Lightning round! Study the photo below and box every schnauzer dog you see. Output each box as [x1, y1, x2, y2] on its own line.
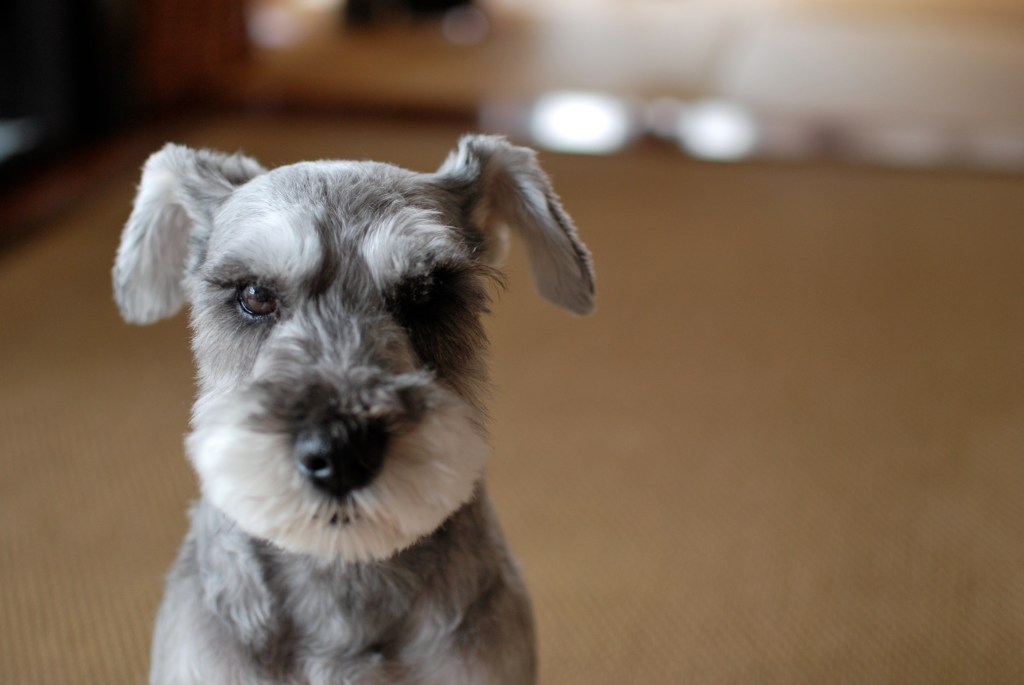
[113, 135, 595, 684]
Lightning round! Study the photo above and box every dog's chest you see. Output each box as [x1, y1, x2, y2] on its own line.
[277, 559, 461, 683]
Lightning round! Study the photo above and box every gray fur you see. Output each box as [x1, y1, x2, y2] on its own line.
[114, 135, 594, 684]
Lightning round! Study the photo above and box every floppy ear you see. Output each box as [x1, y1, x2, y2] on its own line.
[113, 144, 266, 324]
[436, 135, 596, 315]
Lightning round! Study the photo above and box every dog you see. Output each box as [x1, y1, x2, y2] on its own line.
[112, 134, 595, 684]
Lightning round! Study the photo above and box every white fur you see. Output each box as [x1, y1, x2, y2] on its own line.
[361, 210, 459, 289]
[186, 386, 489, 562]
[211, 196, 324, 283]
[114, 162, 193, 324]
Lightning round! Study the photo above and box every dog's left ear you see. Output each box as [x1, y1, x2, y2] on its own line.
[113, 144, 266, 325]
[435, 135, 595, 315]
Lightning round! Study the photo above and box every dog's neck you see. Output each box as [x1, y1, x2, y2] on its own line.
[188, 487, 508, 668]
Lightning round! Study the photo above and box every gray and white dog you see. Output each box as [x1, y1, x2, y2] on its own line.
[113, 135, 595, 684]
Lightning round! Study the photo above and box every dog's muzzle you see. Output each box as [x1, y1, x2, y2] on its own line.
[294, 415, 389, 499]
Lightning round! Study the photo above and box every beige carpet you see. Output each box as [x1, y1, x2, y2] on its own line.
[2, 114, 1024, 684]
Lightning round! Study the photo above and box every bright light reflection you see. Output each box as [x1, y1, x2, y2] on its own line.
[247, 6, 309, 49]
[678, 100, 758, 162]
[530, 92, 632, 154]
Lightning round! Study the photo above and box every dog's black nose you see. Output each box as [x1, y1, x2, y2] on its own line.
[294, 416, 388, 499]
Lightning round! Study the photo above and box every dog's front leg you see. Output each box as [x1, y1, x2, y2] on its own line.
[150, 502, 286, 685]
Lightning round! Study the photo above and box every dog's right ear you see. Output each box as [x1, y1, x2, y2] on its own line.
[113, 144, 265, 325]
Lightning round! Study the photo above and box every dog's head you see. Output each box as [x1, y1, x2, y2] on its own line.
[113, 136, 594, 562]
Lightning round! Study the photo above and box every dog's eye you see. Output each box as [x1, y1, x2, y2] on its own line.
[238, 284, 279, 318]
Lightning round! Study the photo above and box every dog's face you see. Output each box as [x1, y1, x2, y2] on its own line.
[113, 136, 594, 562]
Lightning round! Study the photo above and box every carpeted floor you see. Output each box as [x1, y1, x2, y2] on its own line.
[2, 113, 1024, 684]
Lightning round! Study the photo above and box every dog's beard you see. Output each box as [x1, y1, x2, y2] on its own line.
[185, 385, 489, 562]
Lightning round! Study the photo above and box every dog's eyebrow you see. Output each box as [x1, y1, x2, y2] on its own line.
[358, 214, 466, 289]
[201, 258, 265, 287]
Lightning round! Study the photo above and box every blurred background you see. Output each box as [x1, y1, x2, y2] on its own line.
[2, 1, 1024, 683]
[4, 0, 1024, 183]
